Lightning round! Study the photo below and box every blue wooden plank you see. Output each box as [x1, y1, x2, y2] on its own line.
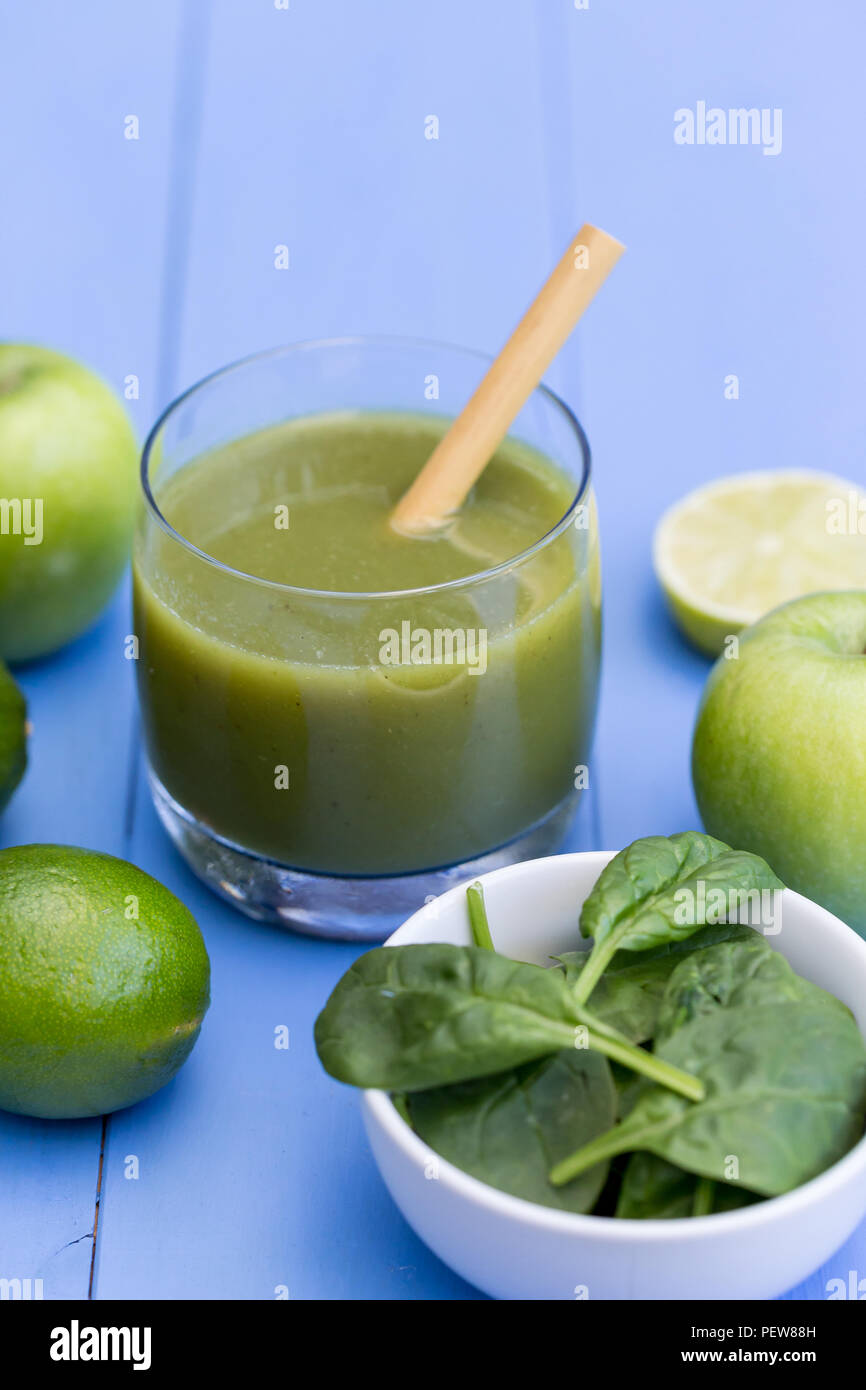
[0, 1, 182, 1298]
[92, 794, 485, 1300]
[4, 0, 863, 1302]
[0, 593, 135, 1296]
[780, 1227, 866, 1303]
[0, 0, 184, 434]
[167, 0, 572, 384]
[92, 0, 596, 1300]
[563, 0, 866, 1298]
[94, 801, 595, 1299]
[562, 0, 866, 845]
[0, 1114, 102, 1302]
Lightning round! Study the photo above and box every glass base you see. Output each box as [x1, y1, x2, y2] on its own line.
[147, 768, 580, 941]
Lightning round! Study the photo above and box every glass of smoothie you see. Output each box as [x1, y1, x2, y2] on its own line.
[134, 338, 600, 939]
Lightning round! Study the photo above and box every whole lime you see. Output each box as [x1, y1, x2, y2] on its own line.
[0, 661, 26, 811]
[0, 845, 210, 1118]
[0, 344, 138, 663]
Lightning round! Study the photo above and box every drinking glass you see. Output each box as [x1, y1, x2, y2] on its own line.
[134, 338, 600, 939]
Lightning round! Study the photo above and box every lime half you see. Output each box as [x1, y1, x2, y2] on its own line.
[653, 470, 866, 655]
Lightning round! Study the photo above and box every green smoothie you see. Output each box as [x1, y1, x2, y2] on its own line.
[134, 411, 600, 875]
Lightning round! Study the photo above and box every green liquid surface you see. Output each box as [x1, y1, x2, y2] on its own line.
[134, 412, 600, 874]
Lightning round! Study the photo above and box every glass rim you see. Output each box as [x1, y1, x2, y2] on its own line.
[139, 334, 592, 601]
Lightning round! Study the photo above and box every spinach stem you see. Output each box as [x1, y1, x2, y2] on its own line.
[463, 882, 701, 1103]
[585, 1029, 704, 1103]
[549, 1123, 638, 1186]
[466, 882, 495, 951]
[576, 1004, 703, 1100]
[571, 936, 619, 1006]
[574, 1003, 635, 1046]
[691, 1177, 715, 1217]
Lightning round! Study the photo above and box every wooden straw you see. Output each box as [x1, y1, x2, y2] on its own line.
[390, 224, 625, 535]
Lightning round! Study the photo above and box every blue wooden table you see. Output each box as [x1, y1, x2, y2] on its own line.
[2, 0, 864, 1300]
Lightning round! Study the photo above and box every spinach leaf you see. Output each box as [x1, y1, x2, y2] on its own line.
[555, 922, 757, 1044]
[550, 991, 866, 1196]
[408, 1050, 617, 1214]
[556, 955, 668, 1044]
[617, 918, 759, 970]
[615, 1152, 760, 1219]
[653, 930, 850, 1041]
[573, 832, 784, 1004]
[609, 1063, 649, 1118]
[315, 944, 578, 1090]
[615, 1152, 697, 1218]
[701, 1181, 759, 1215]
[314, 943, 703, 1098]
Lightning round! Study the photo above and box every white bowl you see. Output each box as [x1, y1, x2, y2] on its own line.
[361, 851, 866, 1300]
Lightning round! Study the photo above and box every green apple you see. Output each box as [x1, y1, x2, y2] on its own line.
[0, 660, 26, 811]
[0, 344, 138, 662]
[692, 591, 866, 935]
